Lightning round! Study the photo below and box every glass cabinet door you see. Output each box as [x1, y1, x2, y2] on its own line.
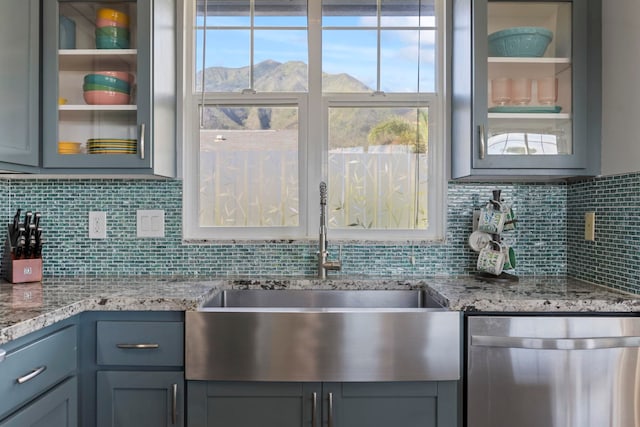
[474, 1, 586, 170]
[42, 0, 151, 169]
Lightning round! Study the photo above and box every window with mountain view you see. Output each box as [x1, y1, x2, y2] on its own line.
[183, 0, 445, 240]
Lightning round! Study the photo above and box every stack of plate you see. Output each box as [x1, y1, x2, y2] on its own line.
[87, 138, 137, 154]
[58, 141, 82, 154]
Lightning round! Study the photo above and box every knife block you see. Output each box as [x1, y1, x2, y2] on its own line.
[3, 226, 42, 284]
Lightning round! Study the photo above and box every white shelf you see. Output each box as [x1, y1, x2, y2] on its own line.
[59, 49, 137, 70]
[488, 113, 571, 120]
[59, 105, 137, 111]
[488, 57, 571, 64]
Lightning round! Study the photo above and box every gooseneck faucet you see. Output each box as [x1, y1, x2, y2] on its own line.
[318, 182, 342, 278]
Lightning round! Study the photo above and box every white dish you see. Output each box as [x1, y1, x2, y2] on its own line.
[469, 231, 492, 252]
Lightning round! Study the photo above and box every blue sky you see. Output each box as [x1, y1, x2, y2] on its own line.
[195, 14, 437, 92]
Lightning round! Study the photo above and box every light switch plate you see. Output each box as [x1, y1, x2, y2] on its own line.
[137, 210, 165, 238]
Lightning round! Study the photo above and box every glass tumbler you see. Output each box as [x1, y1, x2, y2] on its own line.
[491, 78, 512, 106]
[511, 78, 532, 105]
[537, 77, 558, 105]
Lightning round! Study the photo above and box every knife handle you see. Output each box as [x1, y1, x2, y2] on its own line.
[33, 212, 41, 229]
[23, 211, 32, 230]
[12, 226, 25, 249]
[13, 209, 21, 232]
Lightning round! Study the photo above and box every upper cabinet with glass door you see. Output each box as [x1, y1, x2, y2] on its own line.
[41, 0, 176, 176]
[452, 0, 601, 179]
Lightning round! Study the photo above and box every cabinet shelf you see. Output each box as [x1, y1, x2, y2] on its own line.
[488, 57, 571, 64]
[488, 112, 571, 120]
[59, 105, 137, 111]
[58, 49, 137, 71]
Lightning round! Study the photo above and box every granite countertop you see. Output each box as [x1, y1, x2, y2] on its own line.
[1, 275, 639, 345]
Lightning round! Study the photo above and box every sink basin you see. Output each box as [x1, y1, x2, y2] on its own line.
[187, 289, 459, 383]
[202, 289, 444, 309]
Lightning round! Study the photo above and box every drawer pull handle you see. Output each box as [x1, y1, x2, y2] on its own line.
[172, 383, 178, 424]
[116, 343, 160, 349]
[311, 392, 317, 427]
[0, 348, 5, 363]
[139, 123, 146, 160]
[328, 392, 334, 427]
[479, 124, 486, 160]
[17, 366, 47, 384]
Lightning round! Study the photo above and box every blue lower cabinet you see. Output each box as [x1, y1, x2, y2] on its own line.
[324, 382, 458, 427]
[0, 377, 77, 427]
[188, 382, 319, 427]
[187, 381, 458, 427]
[97, 371, 184, 427]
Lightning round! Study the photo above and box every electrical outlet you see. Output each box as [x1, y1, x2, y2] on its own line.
[584, 211, 595, 241]
[137, 210, 165, 238]
[89, 211, 107, 239]
[473, 209, 481, 231]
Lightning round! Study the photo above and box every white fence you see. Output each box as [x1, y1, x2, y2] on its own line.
[199, 150, 429, 229]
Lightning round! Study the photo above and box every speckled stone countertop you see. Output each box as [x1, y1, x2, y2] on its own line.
[0, 275, 638, 345]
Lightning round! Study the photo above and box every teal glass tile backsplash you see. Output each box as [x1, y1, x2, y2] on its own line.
[0, 178, 568, 277]
[567, 173, 640, 294]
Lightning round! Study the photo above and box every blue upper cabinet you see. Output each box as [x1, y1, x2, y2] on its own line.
[452, 0, 601, 180]
[0, 0, 39, 170]
[41, 0, 176, 177]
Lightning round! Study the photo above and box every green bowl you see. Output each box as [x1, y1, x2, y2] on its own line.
[83, 74, 130, 92]
[95, 35, 130, 49]
[95, 26, 130, 39]
[83, 83, 129, 94]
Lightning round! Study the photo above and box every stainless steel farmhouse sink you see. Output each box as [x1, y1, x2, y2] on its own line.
[186, 289, 460, 382]
[202, 289, 444, 309]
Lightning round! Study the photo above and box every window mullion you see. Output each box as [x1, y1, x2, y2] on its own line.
[376, 0, 382, 92]
[307, 0, 323, 238]
[250, 0, 255, 89]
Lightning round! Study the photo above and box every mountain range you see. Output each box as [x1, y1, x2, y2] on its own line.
[195, 60, 423, 149]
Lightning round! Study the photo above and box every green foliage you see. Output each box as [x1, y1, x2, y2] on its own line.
[366, 110, 429, 154]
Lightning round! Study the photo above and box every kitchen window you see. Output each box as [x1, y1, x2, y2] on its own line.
[182, 0, 446, 241]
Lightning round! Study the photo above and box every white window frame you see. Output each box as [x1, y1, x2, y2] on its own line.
[181, 0, 447, 242]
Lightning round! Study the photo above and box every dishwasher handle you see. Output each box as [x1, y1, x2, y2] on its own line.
[471, 335, 640, 350]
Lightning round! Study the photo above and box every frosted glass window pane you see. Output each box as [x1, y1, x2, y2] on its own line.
[328, 107, 429, 230]
[199, 106, 299, 227]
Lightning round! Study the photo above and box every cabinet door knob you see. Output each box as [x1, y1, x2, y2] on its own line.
[17, 365, 47, 384]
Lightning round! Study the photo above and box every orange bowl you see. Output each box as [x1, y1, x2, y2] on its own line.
[96, 8, 129, 27]
[83, 90, 130, 105]
[94, 70, 134, 84]
[58, 141, 82, 154]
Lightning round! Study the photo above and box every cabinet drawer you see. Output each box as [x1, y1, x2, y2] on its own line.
[96, 321, 184, 366]
[0, 325, 77, 418]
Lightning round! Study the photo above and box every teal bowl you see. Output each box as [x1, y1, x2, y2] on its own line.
[83, 74, 130, 92]
[83, 83, 130, 94]
[95, 26, 130, 40]
[95, 35, 130, 49]
[488, 27, 553, 57]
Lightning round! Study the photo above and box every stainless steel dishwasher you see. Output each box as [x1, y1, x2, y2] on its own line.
[467, 315, 640, 427]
